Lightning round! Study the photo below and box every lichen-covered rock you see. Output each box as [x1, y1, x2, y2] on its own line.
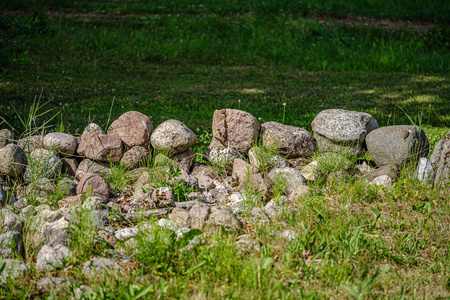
[366, 125, 429, 167]
[120, 146, 149, 169]
[212, 109, 259, 154]
[82, 257, 122, 277]
[0, 231, 24, 258]
[24, 178, 56, 203]
[0, 259, 27, 284]
[260, 122, 315, 158]
[0, 144, 27, 177]
[107, 111, 153, 148]
[43, 132, 77, 156]
[36, 244, 72, 271]
[1, 209, 21, 233]
[0, 129, 13, 149]
[188, 202, 210, 230]
[83, 123, 105, 135]
[77, 132, 123, 162]
[207, 147, 242, 167]
[368, 175, 392, 188]
[40, 217, 70, 246]
[311, 109, 378, 154]
[76, 172, 110, 203]
[151, 119, 197, 154]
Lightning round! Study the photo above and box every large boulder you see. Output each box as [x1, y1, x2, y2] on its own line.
[43, 132, 77, 156]
[77, 132, 123, 162]
[311, 109, 378, 154]
[260, 122, 315, 158]
[366, 125, 429, 167]
[107, 111, 153, 148]
[17, 135, 44, 154]
[212, 109, 259, 154]
[430, 131, 450, 188]
[0, 144, 27, 177]
[150, 119, 197, 154]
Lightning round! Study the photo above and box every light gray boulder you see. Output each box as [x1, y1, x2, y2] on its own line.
[311, 109, 378, 154]
[365, 125, 429, 167]
[24, 148, 61, 181]
[151, 119, 197, 154]
[0, 144, 27, 177]
[43, 132, 77, 156]
[120, 146, 149, 169]
[115, 228, 139, 241]
[267, 167, 307, 195]
[260, 121, 315, 158]
[368, 175, 392, 188]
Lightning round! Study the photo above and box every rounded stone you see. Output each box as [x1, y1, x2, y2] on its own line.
[76, 172, 110, 203]
[151, 119, 197, 154]
[311, 109, 378, 154]
[260, 122, 315, 158]
[107, 111, 153, 148]
[83, 123, 105, 135]
[24, 148, 62, 181]
[43, 132, 77, 156]
[120, 146, 149, 169]
[0, 144, 27, 177]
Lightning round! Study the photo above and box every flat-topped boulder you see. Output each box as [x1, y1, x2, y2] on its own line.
[311, 109, 378, 154]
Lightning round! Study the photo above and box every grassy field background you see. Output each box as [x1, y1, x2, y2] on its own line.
[1, 0, 450, 299]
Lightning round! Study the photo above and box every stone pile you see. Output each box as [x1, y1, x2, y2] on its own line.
[0, 107, 447, 286]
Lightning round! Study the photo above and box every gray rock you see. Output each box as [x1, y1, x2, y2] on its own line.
[172, 175, 198, 189]
[151, 119, 197, 154]
[107, 111, 153, 148]
[82, 257, 122, 277]
[37, 276, 75, 292]
[188, 202, 210, 230]
[61, 158, 79, 178]
[289, 185, 309, 201]
[41, 217, 69, 246]
[250, 207, 271, 226]
[170, 150, 195, 176]
[17, 135, 43, 154]
[365, 164, 400, 183]
[0, 258, 27, 283]
[196, 174, 215, 189]
[369, 175, 392, 188]
[260, 121, 315, 158]
[311, 109, 378, 154]
[36, 244, 72, 270]
[248, 146, 290, 171]
[0, 144, 27, 177]
[25, 178, 56, 203]
[76, 159, 111, 180]
[355, 161, 373, 175]
[120, 146, 149, 169]
[169, 207, 191, 228]
[0, 231, 23, 258]
[43, 132, 77, 156]
[430, 132, 450, 188]
[207, 147, 242, 167]
[82, 196, 104, 210]
[115, 228, 139, 241]
[56, 178, 77, 197]
[366, 125, 429, 167]
[24, 148, 61, 181]
[207, 207, 242, 232]
[212, 109, 259, 154]
[1, 209, 21, 233]
[0, 129, 13, 149]
[83, 123, 105, 135]
[235, 234, 260, 254]
[34, 205, 62, 222]
[267, 167, 307, 195]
